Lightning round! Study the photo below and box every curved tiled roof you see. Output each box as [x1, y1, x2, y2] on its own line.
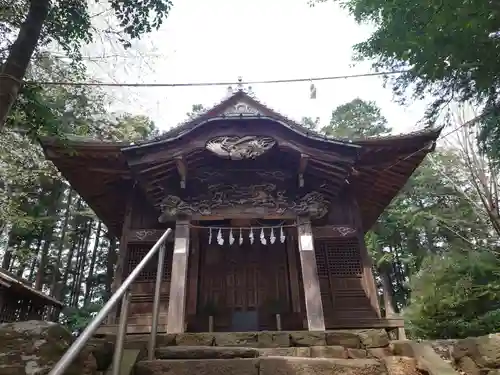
[39, 91, 442, 235]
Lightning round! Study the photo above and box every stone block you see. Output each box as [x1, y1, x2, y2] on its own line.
[258, 347, 311, 357]
[86, 338, 115, 371]
[357, 329, 390, 348]
[176, 333, 214, 346]
[214, 332, 258, 347]
[457, 356, 480, 375]
[155, 346, 259, 359]
[258, 331, 291, 347]
[290, 332, 326, 347]
[411, 342, 459, 375]
[367, 347, 392, 359]
[452, 334, 500, 369]
[259, 357, 386, 375]
[383, 356, 420, 375]
[310, 345, 348, 359]
[348, 348, 368, 359]
[135, 358, 259, 375]
[326, 331, 362, 348]
[389, 340, 414, 357]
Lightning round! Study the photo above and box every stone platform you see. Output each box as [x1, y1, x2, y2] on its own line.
[97, 329, 392, 350]
[91, 330, 459, 375]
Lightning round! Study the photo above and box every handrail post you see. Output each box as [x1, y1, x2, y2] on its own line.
[111, 290, 131, 375]
[48, 228, 172, 375]
[148, 242, 166, 360]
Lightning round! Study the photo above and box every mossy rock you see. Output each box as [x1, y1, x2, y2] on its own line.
[0, 320, 97, 375]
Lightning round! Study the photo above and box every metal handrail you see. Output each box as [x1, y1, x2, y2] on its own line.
[49, 228, 173, 375]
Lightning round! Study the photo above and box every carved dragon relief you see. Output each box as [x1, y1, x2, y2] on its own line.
[158, 183, 329, 222]
[205, 136, 275, 160]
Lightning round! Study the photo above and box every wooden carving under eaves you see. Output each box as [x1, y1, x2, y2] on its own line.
[205, 135, 275, 160]
[158, 183, 330, 222]
[222, 101, 263, 117]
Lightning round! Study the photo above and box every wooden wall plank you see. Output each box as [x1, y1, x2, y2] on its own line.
[166, 220, 191, 333]
[297, 216, 325, 331]
[186, 227, 200, 315]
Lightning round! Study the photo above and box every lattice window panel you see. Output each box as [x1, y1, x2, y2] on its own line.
[125, 244, 173, 282]
[315, 238, 362, 276]
[315, 243, 329, 278]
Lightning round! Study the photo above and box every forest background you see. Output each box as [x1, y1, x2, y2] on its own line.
[2, 0, 500, 339]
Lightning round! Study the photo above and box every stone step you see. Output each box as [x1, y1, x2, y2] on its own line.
[155, 346, 260, 359]
[98, 329, 390, 349]
[154, 345, 391, 360]
[135, 357, 387, 375]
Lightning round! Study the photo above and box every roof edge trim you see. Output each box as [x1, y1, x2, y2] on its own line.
[122, 116, 362, 152]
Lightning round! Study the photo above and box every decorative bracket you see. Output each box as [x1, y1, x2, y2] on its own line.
[175, 156, 187, 189]
[298, 153, 309, 188]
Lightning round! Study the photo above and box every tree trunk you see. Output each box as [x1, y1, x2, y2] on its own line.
[60, 199, 82, 301]
[105, 236, 117, 301]
[71, 219, 92, 306]
[380, 266, 396, 317]
[84, 221, 101, 305]
[2, 230, 17, 270]
[0, 0, 50, 128]
[35, 182, 63, 290]
[28, 237, 42, 281]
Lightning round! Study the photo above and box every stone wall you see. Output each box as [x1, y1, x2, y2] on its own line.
[0, 320, 114, 375]
[428, 334, 500, 375]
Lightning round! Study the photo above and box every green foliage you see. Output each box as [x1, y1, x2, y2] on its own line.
[61, 303, 103, 333]
[301, 116, 320, 131]
[311, 0, 500, 158]
[109, 0, 173, 40]
[405, 251, 500, 339]
[2, 0, 173, 55]
[314, 98, 500, 337]
[0, 51, 160, 330]
[322, 98, 391, 138]
[186, 104, 206, 119]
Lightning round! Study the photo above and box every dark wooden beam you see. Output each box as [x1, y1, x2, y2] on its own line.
[139, 161, 173, 175]
[298, 153, 309, 188]
[126, 130, 357, 167]
[127, 229, 175, 243]
[313, 225, 357, 238]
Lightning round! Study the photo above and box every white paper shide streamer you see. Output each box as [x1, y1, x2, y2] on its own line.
[206, 225, 287, 246]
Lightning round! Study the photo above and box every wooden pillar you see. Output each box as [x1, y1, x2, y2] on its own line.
[352, 196, 381, 318]
[381, 269, 406, 339]
[297, 216, 325, 331]
[166, 219, 190, 333]
[286, 229, 301, 313]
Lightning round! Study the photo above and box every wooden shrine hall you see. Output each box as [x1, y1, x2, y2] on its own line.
[40, 89, 441, 334]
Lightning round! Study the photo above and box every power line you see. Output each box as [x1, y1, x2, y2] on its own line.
[25, 69, 409, 88]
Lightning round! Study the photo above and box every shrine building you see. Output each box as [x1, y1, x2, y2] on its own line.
[39, 89, 440, 335]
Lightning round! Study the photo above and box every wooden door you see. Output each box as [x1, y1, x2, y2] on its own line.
[198, 235, 290, 330]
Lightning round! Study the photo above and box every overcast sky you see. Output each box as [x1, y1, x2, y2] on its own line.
[85, 0, 432, 134]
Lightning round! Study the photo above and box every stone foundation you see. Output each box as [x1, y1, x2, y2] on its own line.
[123, 329, 425, 375]
[99, 329, 392, 350]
